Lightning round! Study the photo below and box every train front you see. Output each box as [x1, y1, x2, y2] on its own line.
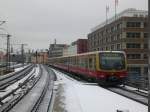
[97, 52, 127, 85]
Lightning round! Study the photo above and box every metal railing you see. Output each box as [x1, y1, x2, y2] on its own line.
[125, 73, 148, 90]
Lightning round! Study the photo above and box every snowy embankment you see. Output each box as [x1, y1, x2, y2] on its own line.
[52, 69, 148, 112]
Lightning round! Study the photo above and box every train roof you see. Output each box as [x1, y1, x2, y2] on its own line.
[48, 51, 125, 60]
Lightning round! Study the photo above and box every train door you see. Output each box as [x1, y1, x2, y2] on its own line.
[88, 54, 96, 71]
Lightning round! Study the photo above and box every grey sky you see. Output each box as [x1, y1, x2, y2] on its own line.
[0, 0, 148, 51]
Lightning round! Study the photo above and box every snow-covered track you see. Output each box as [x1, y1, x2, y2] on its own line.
[30, 66, 51, 112]
[0, 65, 34, 90]
[107, 87, 148, 106]
[0, 66, 37, 112]
[5, 65, 56, 112]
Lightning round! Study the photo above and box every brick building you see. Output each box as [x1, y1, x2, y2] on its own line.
[88, 8, 148, 79]
[63, 39, 88, 56]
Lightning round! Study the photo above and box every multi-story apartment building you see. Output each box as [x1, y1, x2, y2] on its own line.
[88, 8, 148, 79]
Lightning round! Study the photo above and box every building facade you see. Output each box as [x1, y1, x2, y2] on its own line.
[63, 39, 88, 56]
[49, 44, 67, 58]
[31, 52, 48, 64]
[0, 51, 5, 65]
[88, 8, 148, 80]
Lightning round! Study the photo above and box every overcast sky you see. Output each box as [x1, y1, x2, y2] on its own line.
[0, 0, 148, 51]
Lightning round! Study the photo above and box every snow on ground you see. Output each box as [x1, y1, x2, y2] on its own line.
[15, 65, 29, 72]
[0, 64, 30, 80]
[0, 65, 40, 103]
[52, 69, 148, 112]
[34, 65, 40, 77]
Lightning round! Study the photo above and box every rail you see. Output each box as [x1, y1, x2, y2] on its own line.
[0, 65, 34, 90]
[0, 65, 41, 112]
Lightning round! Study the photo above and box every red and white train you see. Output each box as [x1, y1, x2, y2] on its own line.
[48, 51, 127, 85]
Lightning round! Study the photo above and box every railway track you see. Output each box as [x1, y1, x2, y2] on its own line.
[0, 68, 37, 112]
[0, 64, 34, 90]
[107, 86, 148, 106]
[0, 65, 56, 112]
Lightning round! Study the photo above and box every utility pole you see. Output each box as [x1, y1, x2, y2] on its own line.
[0, 21, 11, 72]
[106, 5, 109, 25]
[42, 54, 44, 64]
[148, 0, 150, 111]
[0, 34, 11, 72]
[115, 0, 118, 20]
[6, 35, 11, 71]
[21, 44, 24, 67]
[12, 43, 27, 67]
[21, 44, 27, 67]
[35, 51, 38, 64]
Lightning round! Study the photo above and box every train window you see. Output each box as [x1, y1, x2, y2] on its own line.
[85, 57, 88, 68]
[89, 58, 93, 69]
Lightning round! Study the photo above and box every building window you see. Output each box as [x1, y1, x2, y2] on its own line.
[143, 54, 148, 59]
[144, 44, 148, 49]
[111, 36, 114, 41]
[106, 46, 108, 50]
[117, 44, 121, 50]
[126, 22, 141, 28]
[117, 23, 121, 30]
[127, 67, 141, 76]
[133, 14, 138, 17]
[139, 15, 144, 17]
[126, 43, 141, 48]
[144, 33, 148, 38]
[111, 26, 115, 32]
[106, 37, 108, 42]
[126, 32, 141, 38]
[144, 67, 148, 75]
[127, 54, 141, 59]
[144, 22, 148, 27]
[111, 45, 115, 50]
[116, 34, 120, 40]
[94, 41, 96, 47]
[101, 31, 104, 36]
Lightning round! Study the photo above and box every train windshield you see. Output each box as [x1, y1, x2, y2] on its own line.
[99, 53, 125, 70]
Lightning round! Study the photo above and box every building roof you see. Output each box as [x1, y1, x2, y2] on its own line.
[91, 8, 148, 32]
